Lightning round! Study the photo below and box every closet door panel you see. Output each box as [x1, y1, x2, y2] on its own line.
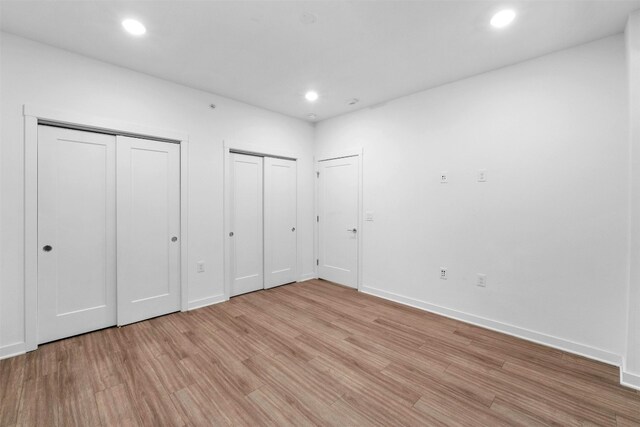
[117, 136, 181, 325]
[230, 153, 264, 296]
[37, 125, 117, 344]
[264, 157, 297, 288]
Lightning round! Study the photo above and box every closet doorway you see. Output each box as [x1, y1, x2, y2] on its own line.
[36, 125, 181, 344]
[227, 151, 297, 297]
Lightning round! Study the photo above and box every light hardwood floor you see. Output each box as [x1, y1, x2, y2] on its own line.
[1, 279, 638, 426]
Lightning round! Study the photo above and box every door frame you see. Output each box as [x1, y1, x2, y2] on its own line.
[223, 142, 298, 300]
[23, 104, 190, 352]
[314, 148, 364, 291]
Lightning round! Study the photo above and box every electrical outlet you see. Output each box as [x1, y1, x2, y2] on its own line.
[440, 172, 448, 184]
[440, 267, 448, 280]
[477, 273, 486, 287]
[477, 169, 487, 182]
[197, 261, 205, 273]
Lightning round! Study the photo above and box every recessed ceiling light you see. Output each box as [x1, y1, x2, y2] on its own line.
[490, 9, 516, 28]
[305, 91, 319, 102]
[122, 19, 146, 36]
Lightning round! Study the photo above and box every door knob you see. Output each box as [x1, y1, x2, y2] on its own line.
[42, 245, 53, 252]
[229, 232, 234, 237]
[291, 227, 296, 232]
[347, 228, 357, 233]
[171, 236, 178, 242]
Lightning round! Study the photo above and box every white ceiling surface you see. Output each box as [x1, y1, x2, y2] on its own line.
[1, 1, 639, 122]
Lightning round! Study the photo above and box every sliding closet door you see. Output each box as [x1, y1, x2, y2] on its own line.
[37, 125, 117, 344]
[117, 136, 181, 325]
[229, 153, 264, 296]
[264, 157, 297, 288]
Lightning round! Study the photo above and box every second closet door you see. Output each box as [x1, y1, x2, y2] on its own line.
[117, 136, 181, 325]
[264, 157, 297, 288]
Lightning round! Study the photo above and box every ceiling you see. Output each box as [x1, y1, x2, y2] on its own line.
[1, 1, 639, 122]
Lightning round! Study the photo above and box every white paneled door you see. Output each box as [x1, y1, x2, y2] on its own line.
[37, 126, 117, 344]
[264, 157, 297, 288]
[318, 156, 359, 289]
[116, 136, 181, 325]
[230, 153, 264, 296]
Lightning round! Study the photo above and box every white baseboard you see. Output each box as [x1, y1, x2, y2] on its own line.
[621, 371, 640, 390]
[361, 285, 622, 367]
[621, 360, 640, 390]
[0, 342, 26, 360]
[298, 272, 318, 282]
[187, 294, 227, 310]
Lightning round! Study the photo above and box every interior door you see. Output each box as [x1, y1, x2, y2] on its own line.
[318, 155, 359, 288]
[117, 136, 181, 325]
[230, 153, 264, 296]
[37, 125, 117, 344]
[264, 157, 297, 288]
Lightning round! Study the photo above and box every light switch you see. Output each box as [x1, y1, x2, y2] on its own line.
[477, 273, 486, 287]
[440, 172, 448, 184]
[477, 169, 487, 182]
[365, 211, 374, 221]
[197, 261, 205, 273]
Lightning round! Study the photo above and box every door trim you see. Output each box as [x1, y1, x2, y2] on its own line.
[314, 148, 364, 291]
[223, 142, 300, 301]
[23, 104, 190, 352]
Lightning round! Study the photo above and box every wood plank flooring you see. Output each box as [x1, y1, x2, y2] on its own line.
[1, 279, 638, 426]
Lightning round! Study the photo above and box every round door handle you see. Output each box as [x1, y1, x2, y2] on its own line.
[229, 232, 234, 237]
[291, 227, 296, 232]
[43, 245, 53, 252]
[171, 236, 178, 242]
[347, 228, 357, 233]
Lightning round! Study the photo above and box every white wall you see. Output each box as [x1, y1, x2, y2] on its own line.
[316, 35, 629, 363]
[1, 28, 635, 375]
[625, 11, 640, 388]
[0, 33, 316, 357]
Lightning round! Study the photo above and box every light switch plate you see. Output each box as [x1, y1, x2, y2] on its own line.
[477, 273, 486, 287]
[365, 211, 374, 221]
[477, 169, 487, 182]
[440, 172, 448, 184]
[197, 261, 205, 273]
